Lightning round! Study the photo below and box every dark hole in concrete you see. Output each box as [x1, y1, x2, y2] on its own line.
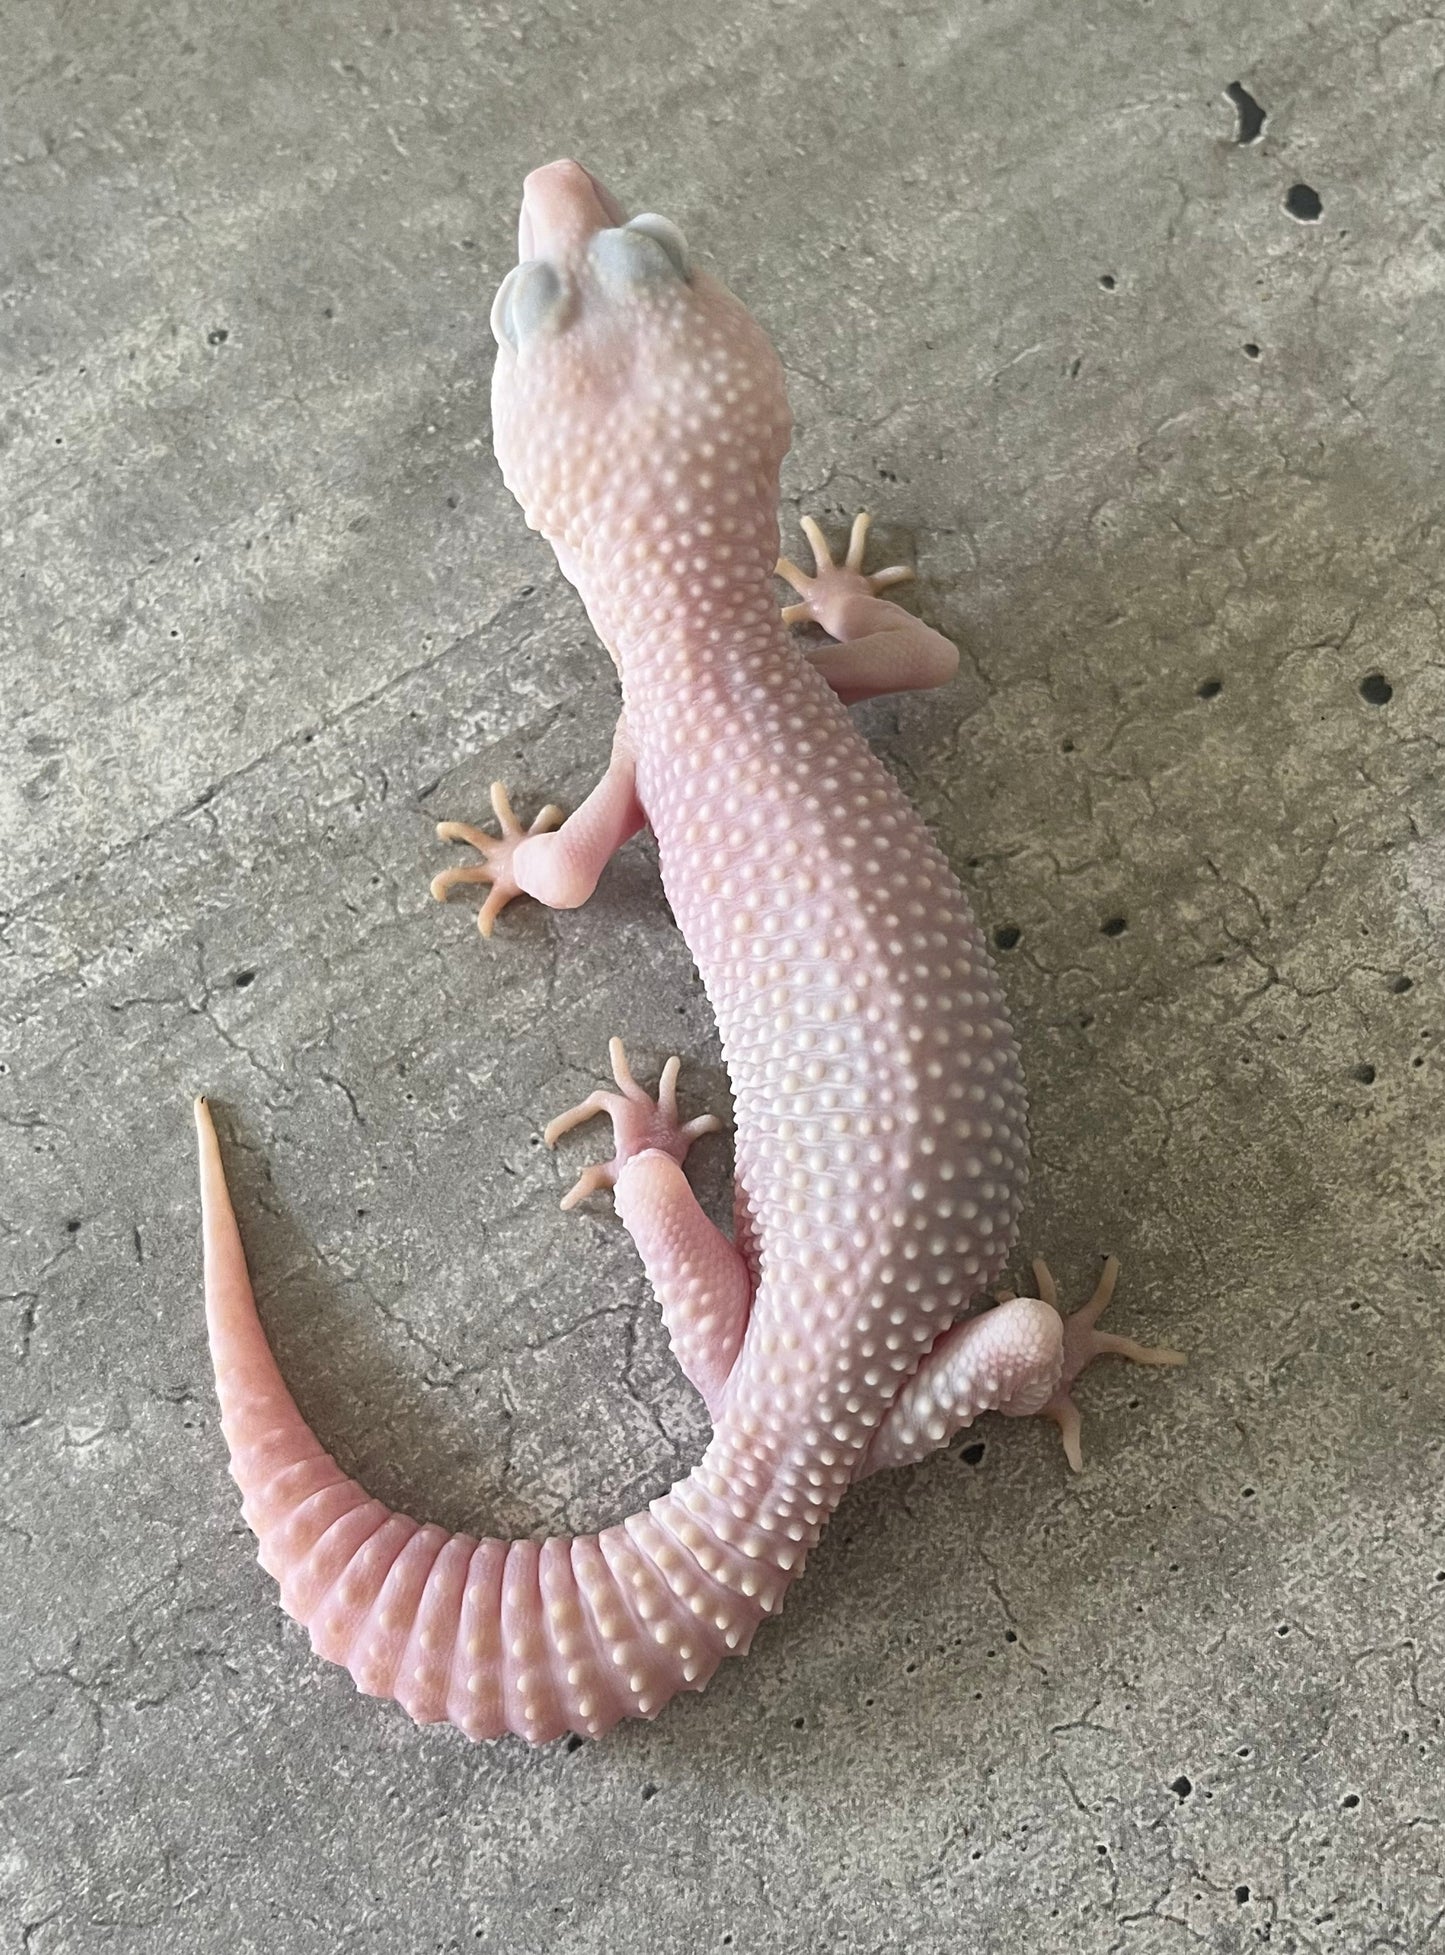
[1243, 342, 1261, 359]
[1171, 1775, 1193, 1798]
[1238, 1746, 1253, 1758]
[1242, 1486, 1256, 1499]
[564, 1733, 583, 1753]
[1341, 1792, 1360, 1809]
[1236, 1885, 1251, 1904]
[961, 1440, 986, 1465]
[1276, 1623, 1291, 1636]
[1197, 678, 1223, 699]
[792, 1715, 804, 1728]
[993, 925, 1020, 951]
[1099, 272, 1117, 289]
[1225, 81, 1266, 144]
[1359, 672, 1393, 705]
[1101, 915, 1128, 937]
[1284, 183, 1323, 222]
[1392, 975, 1414, 993]
[641, 1783, 658, 1801]
[1004, 1628, 1017, 1643]
[66, 1218, 81, 1233]
[234, 969, 256, 988]
[207, 326, 229, 344]
[1353, 1063, 1377, 1085]
[1061, 736, 1076, 752]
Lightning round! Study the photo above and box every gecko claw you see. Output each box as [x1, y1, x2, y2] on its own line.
[544, 1037, 723, 1210]
[430, 781, 563, 936]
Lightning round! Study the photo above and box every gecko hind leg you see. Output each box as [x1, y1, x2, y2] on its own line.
[1010, 1256, 1185, 1473]
[543, 1038, 722, 1208]
[545, 1039, 750, 1412]
[858, 1256, 1184, 1480]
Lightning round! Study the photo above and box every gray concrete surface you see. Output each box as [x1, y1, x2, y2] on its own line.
[3, 0, 1443, 1948]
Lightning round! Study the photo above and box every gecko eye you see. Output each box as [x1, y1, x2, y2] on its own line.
[623, 213, 691, 280]
[590, 215, 692, 293]
[490, 259, 566, 352]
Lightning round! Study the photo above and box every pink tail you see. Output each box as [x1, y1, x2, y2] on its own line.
[194, 1100, 783, 1742]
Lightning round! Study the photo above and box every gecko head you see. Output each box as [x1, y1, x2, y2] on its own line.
[489, 159, 792, 612]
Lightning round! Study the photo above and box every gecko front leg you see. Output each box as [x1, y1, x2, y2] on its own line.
[777, 511, 959, 704]
[431, 713, 643, 936]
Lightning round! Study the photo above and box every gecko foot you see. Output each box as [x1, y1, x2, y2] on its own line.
[430, 782, 563, 937]
[543, 1037, 723, 1211]
[998, 1255, 1185, 1473]
[776, 511, 914, 634]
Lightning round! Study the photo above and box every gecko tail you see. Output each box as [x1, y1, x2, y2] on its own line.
[193, 1098, 779, 1743]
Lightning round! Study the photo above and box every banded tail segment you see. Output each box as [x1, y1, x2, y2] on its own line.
[194, 1099, 789, 1741]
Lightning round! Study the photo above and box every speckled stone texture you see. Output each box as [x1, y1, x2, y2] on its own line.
[2, 2, 1442, 1950]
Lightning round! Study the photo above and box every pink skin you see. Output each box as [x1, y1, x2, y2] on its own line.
[194, 158, 1183, 1745]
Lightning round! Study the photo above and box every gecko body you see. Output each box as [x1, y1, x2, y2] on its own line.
[196, 161, 1180, 1742]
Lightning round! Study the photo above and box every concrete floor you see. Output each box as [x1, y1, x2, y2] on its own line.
[4, 1, 1443, 1948]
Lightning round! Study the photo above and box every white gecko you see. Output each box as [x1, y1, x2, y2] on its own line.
[194, 158, 1182, 1743]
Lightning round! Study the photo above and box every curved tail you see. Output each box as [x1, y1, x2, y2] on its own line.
[194, 1100, 788, 1742]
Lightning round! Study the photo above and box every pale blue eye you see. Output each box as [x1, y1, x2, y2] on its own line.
[623, 214, 691, 279]
[490, 260, 565, 351]
[590, 214, 692, 292]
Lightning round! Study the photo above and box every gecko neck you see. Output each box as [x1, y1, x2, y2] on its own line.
[614, 619, 784, 699]
[574, 538, 785, 692]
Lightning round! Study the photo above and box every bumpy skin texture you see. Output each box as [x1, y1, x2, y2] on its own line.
[195, 161, 1179, 1745]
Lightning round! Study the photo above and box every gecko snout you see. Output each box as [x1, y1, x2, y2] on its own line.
[494, 162, 695, 356]
[517, 158, 625, 260]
